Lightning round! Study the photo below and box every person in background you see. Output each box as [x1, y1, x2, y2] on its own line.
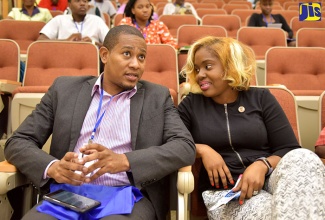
[118, 0, 177, 49]
[315, 127, 325, 164]
[5, 25, 196, 219]
[117, 0, 159, 20]
[178, 36, 325, 219]
[116, 0, 129, 15]
[163, 0, 200, 22]
[38, 0, 108, 48]
[247, 0, 296, 46]
[247, 0, 256, 9]
[38, 0, 68, 12]
[6, 0, 53, 22]
[88, 0, 116, 20]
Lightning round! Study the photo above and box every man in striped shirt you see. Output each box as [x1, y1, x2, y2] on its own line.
[5, 25, 196, 219]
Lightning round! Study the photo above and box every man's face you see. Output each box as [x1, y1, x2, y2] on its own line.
[175, 0, 185, 6]
[69, 0, 88, 16]
[23, 0, 36, 7]
[51, 0, 59, 5]
[100, 34, 147, 95]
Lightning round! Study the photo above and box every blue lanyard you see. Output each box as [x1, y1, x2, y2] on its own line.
[134, 21, 149, 39]
[262, 14, 274, 26]
[89, 87, 114, 143]
[74, 21, 84, 34]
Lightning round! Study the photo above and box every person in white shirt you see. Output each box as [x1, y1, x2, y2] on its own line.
[163, 0, 200, 21]
[38, 0, 109, 48]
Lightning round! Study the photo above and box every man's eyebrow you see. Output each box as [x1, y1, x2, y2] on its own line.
[121, 45, 134, 50]
[121, 45, 147, 53]
[140, 48, 147, 54]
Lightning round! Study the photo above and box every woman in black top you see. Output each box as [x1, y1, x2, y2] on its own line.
[247, 0, 295, 46]
[178, 36, 325, 219]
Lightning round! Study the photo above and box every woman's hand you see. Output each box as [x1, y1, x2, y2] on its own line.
[232, 161, 267, 205]
[196, 144, 234, 189]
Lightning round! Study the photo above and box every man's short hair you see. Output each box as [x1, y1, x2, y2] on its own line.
[103, 25, 144, 51]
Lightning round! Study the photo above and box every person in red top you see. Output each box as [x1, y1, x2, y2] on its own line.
[38, 0, 68, 12]
[118, 0, 177, 49]
[315, 127, 325, 164]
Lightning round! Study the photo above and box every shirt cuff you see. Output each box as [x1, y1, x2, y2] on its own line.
[43, 159, 59, 180]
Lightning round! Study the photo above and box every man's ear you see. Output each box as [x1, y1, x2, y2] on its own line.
[99, 47, 109, 64]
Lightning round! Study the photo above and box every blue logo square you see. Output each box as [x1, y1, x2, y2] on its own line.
[299, 2, 322, 21]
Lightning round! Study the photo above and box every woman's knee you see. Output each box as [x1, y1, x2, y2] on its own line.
[282, 148, 321, 164]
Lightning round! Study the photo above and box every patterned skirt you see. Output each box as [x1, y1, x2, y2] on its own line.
[202, 148, 325, 220]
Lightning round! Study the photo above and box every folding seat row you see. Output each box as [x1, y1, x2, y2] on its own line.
[158, 13, 311, 44]
[264, 47, 325, 154]
[0, 40, 100, 152]
[0, 39, 21, 153]
[0, 20, 46, 60]
[290, 16, 325, 37]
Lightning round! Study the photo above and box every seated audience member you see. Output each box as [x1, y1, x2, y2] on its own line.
[88, 0, 117, 20]
[178, 36, 325, 219]
[118, 0, 177, 49]
[117, 0, 128, 14]
[163, 0, 200, 21]
[38, 0, 68, 12]
[117, 0, 159, 20]
[6, 0, 53, 22]
[38, 0, 109, 48]
[4, 25, 196, 219]
[247, 0, 256, 9]
[247, 0, 295, 46]
[315, 127, 325, 164]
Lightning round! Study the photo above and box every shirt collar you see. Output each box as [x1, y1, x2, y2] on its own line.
[91, 73, 137, 99]
[21, 6, 40, 16]
[70, 13, 88, 22]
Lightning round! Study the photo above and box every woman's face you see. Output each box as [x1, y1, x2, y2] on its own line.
[194, 47, 235, 104]
[131, 0, 152, 22]
[260, 0, 273, 16]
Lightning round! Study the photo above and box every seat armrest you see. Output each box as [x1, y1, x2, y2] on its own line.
[0, 161, 28, 194]
[177, 166, 194, 220]
[177, 165, 194, 194]
[0, 80, 22, 94]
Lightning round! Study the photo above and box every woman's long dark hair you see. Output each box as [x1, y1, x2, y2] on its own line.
[124, 0, 154, 23]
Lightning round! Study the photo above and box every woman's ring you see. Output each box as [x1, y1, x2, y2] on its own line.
[253, 190, 259, 196]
